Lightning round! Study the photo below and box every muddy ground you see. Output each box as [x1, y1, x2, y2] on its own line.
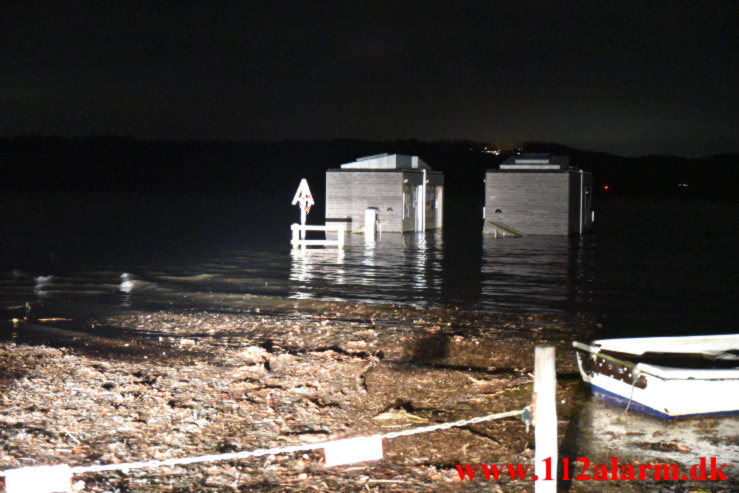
[0, 301, 735, 492]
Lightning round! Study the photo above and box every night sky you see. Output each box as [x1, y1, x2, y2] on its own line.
[2, 1, 737, 157]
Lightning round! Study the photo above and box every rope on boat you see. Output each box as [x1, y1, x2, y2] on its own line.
[623, 367, 642, 415]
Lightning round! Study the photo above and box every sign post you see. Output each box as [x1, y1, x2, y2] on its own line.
[291, 179, 314, 249]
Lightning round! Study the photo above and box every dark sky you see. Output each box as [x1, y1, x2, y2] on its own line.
[2, 1, 737, 157]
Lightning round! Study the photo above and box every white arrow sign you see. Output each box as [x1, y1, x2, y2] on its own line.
[292, 179, 314, 231]
[292, 178, 314, 208]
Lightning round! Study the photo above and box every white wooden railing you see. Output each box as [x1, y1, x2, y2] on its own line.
[290, 223, 346, 249]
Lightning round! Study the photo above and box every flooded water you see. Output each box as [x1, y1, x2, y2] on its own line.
[0, 192, 737, 337]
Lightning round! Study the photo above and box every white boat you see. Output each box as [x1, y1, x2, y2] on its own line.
[573, 334, 739, 418]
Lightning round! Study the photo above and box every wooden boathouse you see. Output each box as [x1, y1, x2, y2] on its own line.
[483, 154, 593, 236]
[325, 154, 444, 233]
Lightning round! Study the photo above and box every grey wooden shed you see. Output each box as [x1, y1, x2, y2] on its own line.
[483, 154, 593, 236]
[325, 154, 444, 233]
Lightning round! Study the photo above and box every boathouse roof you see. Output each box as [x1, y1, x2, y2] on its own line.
[339, 153, 431, 170]
[500, 153, 570, 170]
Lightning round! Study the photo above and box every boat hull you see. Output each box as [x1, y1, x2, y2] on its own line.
[584, 383, 739, 419]
[574, 336, 739, 419]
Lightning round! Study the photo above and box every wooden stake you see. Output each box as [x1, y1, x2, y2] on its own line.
[534, 345, 557, 492]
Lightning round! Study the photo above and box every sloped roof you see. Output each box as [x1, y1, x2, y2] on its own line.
[340, 153, 430, 170]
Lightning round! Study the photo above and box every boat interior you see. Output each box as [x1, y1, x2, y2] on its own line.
[599, 349, 739, 370]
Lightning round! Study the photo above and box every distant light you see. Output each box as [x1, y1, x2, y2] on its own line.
[603, 185, 610, 191]
[678, 183, 689, 188]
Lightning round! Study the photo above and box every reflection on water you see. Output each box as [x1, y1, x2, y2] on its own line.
[289, 248, 346, 299]
[289, 232, 443, 305]
[481, 235, 594, 314]
[286, 232, 593, 314]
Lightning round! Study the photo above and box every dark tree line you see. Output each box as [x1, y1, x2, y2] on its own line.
[2, 136, 735, 201]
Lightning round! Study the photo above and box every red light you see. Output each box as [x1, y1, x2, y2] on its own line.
[603, 185, 610, 191]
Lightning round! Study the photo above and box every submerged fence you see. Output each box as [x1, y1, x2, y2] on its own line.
[290, 223, 346, 249]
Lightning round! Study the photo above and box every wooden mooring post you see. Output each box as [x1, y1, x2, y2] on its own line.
[534, 345, 557, 492]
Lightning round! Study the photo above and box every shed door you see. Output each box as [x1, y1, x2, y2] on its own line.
[435, 185, 443, 228]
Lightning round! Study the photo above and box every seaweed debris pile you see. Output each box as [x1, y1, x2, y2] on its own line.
[1, 303, 584, 492]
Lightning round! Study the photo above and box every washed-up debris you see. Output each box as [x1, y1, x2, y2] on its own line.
[372, 409, 428, 423]
[0, 303, 660, 492]
[633, 441, 692, 453]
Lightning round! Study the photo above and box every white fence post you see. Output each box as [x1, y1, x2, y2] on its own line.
[291, 224, 300, 250]
[534, 345, 557, 492]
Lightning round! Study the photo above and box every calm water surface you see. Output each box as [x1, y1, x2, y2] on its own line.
[1, 192, 736, 337]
